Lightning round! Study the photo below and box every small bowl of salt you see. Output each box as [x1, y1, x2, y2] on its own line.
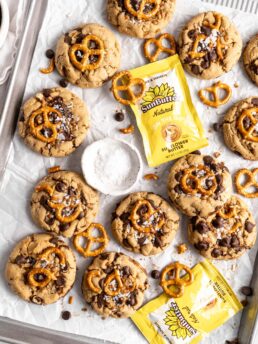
[81, 138, 142, 196]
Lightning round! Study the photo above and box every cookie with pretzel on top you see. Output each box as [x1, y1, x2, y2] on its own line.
[223, 97, 258, 160]
[31, 170, 99, 238]
[82, 252, 148, 318]
[18, 87, 89, 157]
[188, 196, 256, 260]
[178, 11, 242, 79]
[107, 0, 176, 39]
[5, 234, 76, 305]
[55, 23, 120, 88]
[168, 153, 232, 217]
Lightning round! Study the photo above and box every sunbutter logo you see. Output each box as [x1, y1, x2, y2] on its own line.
[141, 83, 176, 113]
[164, 301, 197, 340]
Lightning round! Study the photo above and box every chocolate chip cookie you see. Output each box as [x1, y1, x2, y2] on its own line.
[188, 196, 257, 259]
[243, 34, 258, 86]
[168, 154, 232, 217]
[223, 97, 258, 160]
[111, 192, 179, 256]
[18, 87, 89, 157]
[55, 23, 120, 88]
[31, 170, 99, 238]
[178, 11, 242, 79]
[106, 0, 176, 39]
[82, 252, 148, 318]
[5, 234, 76, 305]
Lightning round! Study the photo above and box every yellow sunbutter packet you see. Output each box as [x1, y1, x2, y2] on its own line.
[129, 55, 208, 167]
[131, 260, 242, 344]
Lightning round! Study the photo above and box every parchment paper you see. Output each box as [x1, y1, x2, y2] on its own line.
[0, 0, 258, 343]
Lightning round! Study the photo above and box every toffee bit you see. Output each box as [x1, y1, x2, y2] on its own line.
[234, 82, 239, 88]
[68, 296, 74, 305]
[48, 165, 61, 174]
[177, 243, 188, 254]
[144, 173, 159, 181]
[40, 58, 55, 74]
[61, 310, 71, 320]
[119, 124, 134, 134]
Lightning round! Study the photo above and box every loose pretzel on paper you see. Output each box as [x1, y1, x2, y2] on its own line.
[203, 13, 222, 30]
[144, 33, 176, 62]
[189, 34, 206, 59]
[129, 199, 164, 233]
[160, 262, 194, 298]
[29, 106, 62, 143]
[198, 81, 232, 108]
[180, 165, 217, 196]
[235, 168, 258, 198]
[27, 268, 54, 288]
[124, 0, 161, 20]
[237, 108, 258, 143]
[73, 223, 109, 257]
[69, 34, 104, 71]
[36, 183, 82, 223]
[111, 71, 146, 105]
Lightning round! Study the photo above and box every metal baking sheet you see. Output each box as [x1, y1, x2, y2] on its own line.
[0, 0, 257, 343]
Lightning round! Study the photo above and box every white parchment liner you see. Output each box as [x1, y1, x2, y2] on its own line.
[0, 0, 257, 343]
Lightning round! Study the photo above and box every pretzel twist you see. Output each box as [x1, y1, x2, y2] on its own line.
[198, 81, 232, 108]
[180, 165, 217, 196]
[189, 34, 206, 59]
[69, 34, 104, 71]
[235, 168, 258, 198]
[27, 268, 54, 288]
[217, 203, 242, 234]
[36, 183, 82, 223]
[104, 269, 136, 296]
[129, 199, 164, 233]
[237, 108, 258, 143]
[39, 247, 66, 266]
[111, 71, 145, 105]
[29, 106, 61, 143]
[144, 33, 176, 62]
[73, 223, 109, 257]
[124, 0, 161, 20]
[160, 262, 194, 298]
[86, 270, 101, 293]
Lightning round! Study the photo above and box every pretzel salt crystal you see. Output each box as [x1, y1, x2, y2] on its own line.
[144, 33, 176, 62]
[198, 81, 232, 108]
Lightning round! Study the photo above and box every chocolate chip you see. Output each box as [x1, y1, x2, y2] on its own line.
[210, 163, 219, 173]
[240, 286, 253, 296]
[40, 196, 53, 212]
[76, 33, 86, 43]
[59, 223, 70, 232]
[114, 112, 125, 122]
[120, 212, 130, 222]
[211, 248, 222, 258]
[212, 215, 224, 228]
[138, 236, 147, 246]
[30, 296, 43, 304]
[154, 236, 162, 248]
[208, 50, 217, 62]
[191, 216, 198, 225]
[56, 182, 67, 193]
[14, 255, 27, 265]
[184, 56, 193, 64]
[45, 216, 55, 226]
[174, 184, 183, 194]
[99, 253, 109, 260]
[188, 29, 196, 39]
[59, 79, 68, 88]
[55, 276, 66, 287]
[129, 293, 137, 306]
[99, 278, 105, 290]
[251, 98, 258, 106]
[243, 116, 251, 129]
[203, 155, 214, 166]
[61, 310, 71, 320]
[200, 26, 212, 36]
[68, 186, 76, 196]
[230, 236, 240, 248]
[245, 221, 255, 233]
[151, 270, 160, 279]
[219, 237, 231, 247]
[215, 175, 223, 185]
[122, 266, 131, 277]
[175, 171, 183, 181]
[45, 49, 55, 59]
[64, 34, 72, 45]
[192, 150, 201, 155]
[49, 237, 59, 245]
[215, 184, 225, 194]
[105, 266, 114, 274]
[194, 242, 209, 251]
[77, 211, 85, 220]
[213, 123, 221, 131]
[225, 338, 239, 344]
[201, 60, 210, 70]
[97, 293, 104, 308]
[191, 64, 201, 75]
[195, 221, 209, 234]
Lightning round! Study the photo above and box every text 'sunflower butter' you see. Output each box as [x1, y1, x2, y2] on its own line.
[130, 55, 208, 167]
[131, 260, 242, 344]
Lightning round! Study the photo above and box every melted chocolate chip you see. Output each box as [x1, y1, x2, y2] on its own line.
[120, 212, 130, 222]
[208, 50, 218, 62]
[203, 155, 214, 166]
[76, 33, 86, 43]
[43, 88, 52, 97]
[64, 34, 72, 45]
[174, 184, 183, 194]
[251, 98, 258, 106]
[245, 221, 255, 233]
[45, 49, 55, 59]
[212, 215, 224, 228]
[211, 248, 222, 258]
[61, 310, 71, 320]
[56, 276, 66, 287]
[191, 64, 201, 75]
[188, 29, 196, 39]
[14, 255, 27, 265]
[195, 242, 209, 251]
[97, 293, 104, 308]
[190, 216, 198, 225]
[68, 186, 76, 196]
[123, 238, 132, 247]
[154, 236, 162, 248]
[215, 184, 225, 194]
[129, 292, 137, 306]
[138, 236, 147, 246]
[184, 56, 193, 64]
[45, 216, 55, 226]
[40, 196, 53, 212]
[240, 286, 253, 296]
[201, 60, 210, 70]
[230, 236, 240, 248]
[105, 266, 114, 275]
[99, 253, 109, 260]
[200, 26, 212, 36]
[99, 278, 105, 290]
[195, 222, 209, 234]
[192, 150, 201, 155]
[219, 237, 231, 247]
[49, 237, 59, 245]
[122, 266, 131, 277]
[59, 223, 70, 232]
[175, 171, 183, 181]
[151, 270, 160, 279]
[77, 211, 85, 220]
[55, 182, 66, 192]
[114, 112, 125, 122]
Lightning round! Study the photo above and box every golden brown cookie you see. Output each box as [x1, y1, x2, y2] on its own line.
[243, 34, 258, 86]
